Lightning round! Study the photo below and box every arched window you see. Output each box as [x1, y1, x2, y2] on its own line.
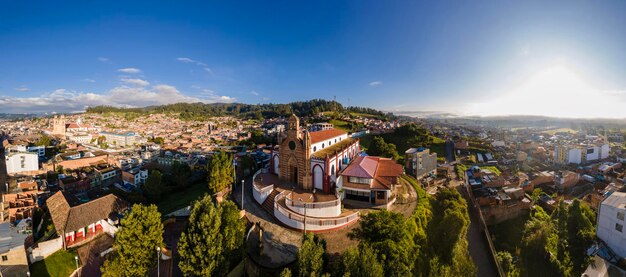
[328, 140, 331, 145]
[313, 146, 317, 152]
[322, 143, 325, 148]
[331, 165, 335, 175]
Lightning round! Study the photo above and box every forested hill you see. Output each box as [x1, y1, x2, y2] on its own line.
[85, 99, 391, 120]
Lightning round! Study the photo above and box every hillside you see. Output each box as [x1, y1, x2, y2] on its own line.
[85, 99, 390, 121]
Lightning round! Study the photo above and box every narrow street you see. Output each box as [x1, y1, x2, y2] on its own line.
[458, 186, 499, 277]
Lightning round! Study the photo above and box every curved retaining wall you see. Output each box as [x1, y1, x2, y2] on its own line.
[252, 168, 273, 204]
[274, 192, 359, 231]
[285, 195, 341, 218]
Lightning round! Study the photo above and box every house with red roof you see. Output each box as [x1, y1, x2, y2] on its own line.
[338, 156, 404, 207]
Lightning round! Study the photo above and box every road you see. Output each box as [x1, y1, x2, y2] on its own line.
[458, 186, 499, 277]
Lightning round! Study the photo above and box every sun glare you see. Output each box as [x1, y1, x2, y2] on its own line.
[467, 65, 625, 118]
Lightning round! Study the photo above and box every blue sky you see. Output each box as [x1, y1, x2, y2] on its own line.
[1, 1, 625, 117]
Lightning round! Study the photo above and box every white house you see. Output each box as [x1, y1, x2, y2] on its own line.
[5, 152, 38, 174]
[597, 192, 626, 258]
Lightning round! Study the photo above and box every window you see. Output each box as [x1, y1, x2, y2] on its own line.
[1, 255, 7, 261]
[348, 177, 371, 184]
[322, 143, 325, 148]
[331, 165, 335, 175]
[616, 223, 624, 233]
[313, 146, 317, 152]
[618, 211, 625, 221]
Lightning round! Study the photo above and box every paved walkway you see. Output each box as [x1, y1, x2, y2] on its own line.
[233, 174, 302, 263]
[458, 186, 499, 277]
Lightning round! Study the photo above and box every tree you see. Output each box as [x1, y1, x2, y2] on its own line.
[349, 210, 414, 276]
[496, 251, 519, 277]
[367, 136, 400, 160]
[36, 134, 52, 146]
[143, 170, 164, 202]
[178, 197, 246, 276]
[519, 206, 561, 276]
[170, 162, 191, 189]
[153, 137, 164, 145]
[339, 245, 384, 277]
[280, 268, 293, 277]
[101, 204, 164, 277]
[297, 233, 327, 277]
[566, 199, 595, 275]
[530, 188, 543, 202]
[207, 151, 234, 194]
[426, 188, 475, 276]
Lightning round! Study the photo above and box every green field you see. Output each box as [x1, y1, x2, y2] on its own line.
[30, 250, 78, 277]
[359, 133, 446, 158]
[329, 119, 352, 132]
[541, 128, 578, 135]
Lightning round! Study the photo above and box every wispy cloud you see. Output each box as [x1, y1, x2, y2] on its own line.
[177, 57, 213, 75]
[121, 78, 150, 87]
[369, 81, 382, 87]
[97, 57, 111, 64]
[176, 57, 206, 66]
[250, 90, 259, 96]
[118, 67, 141, 74]
[0, 84, 235, 113]
[82, 78, 96, 83]
[15, 86, 30, 92]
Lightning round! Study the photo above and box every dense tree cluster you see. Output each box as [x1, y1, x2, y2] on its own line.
[178, 196, 246, 276]
[101, 204, 164, 277]
[292, 183, 475, 277]
[367, 136, 400, 160]
[86, 99, 389, 121]
[515, 199, 595, 277]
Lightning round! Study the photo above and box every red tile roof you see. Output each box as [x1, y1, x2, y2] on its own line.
[341, 156, 404, 190]
[309, 129, 346, 144]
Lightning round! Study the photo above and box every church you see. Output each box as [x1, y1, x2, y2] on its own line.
[270, 115, 361, 194]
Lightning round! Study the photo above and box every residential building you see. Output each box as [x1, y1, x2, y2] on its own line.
[310, 122, 334, 132]
[338, 156, 404, 207]
[597, 192, 626, 259]
[405, 148, 437, 180]
[67, 133, 93, 144]
[0, 221, 30, 277]
[553, 170, 580, 191]
[0, 134, 7, 194]
[1, 190, 38, 223]
[100, 131, 138, 147]
[122, 167, 148, 188]
[27, 146, 45, 157]
[554, 143, 610, 165]
[5, 152, 38, 174]
[46, 191, 128, 248]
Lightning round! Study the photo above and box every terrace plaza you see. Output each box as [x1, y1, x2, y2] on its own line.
[252, 115, 361, 232]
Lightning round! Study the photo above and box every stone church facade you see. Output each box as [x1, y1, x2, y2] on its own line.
[270, 114, 361, 193]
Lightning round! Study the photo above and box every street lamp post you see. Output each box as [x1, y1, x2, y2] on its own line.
[241, 179, 245, 210]
[156, 246, 161, 277]
[74, 256, 79, 277]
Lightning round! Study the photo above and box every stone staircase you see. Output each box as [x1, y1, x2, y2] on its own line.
[261, 190, 281, 215]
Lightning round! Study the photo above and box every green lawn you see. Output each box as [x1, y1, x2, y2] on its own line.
[329, 119, 352, 132]
[156, 181, 211, 215]
[30, 249, 78, 277]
